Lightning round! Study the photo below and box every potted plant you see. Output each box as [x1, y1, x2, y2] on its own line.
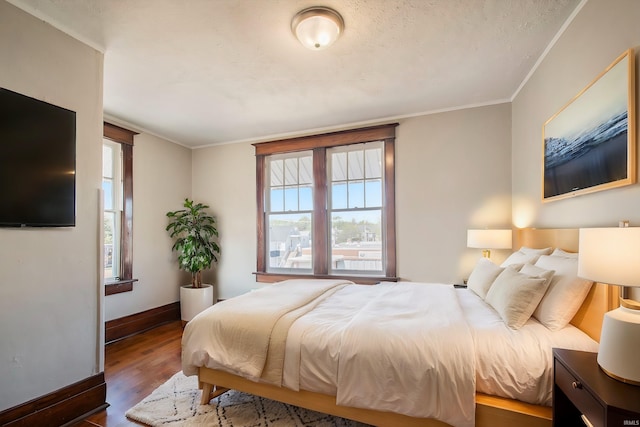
[166, 198, 220, 322]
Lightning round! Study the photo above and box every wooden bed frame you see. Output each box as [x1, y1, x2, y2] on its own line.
[197, 228, 618, 427]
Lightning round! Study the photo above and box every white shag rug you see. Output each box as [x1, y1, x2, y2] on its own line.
[125, 371, 371, 426]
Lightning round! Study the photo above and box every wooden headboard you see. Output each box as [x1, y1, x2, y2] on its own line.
[516, 228, 619, 342]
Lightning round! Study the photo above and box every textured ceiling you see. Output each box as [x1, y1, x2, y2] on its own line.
[8, 0, 581, 148]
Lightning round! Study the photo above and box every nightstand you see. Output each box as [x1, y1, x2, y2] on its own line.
[553, 348, 640, 427]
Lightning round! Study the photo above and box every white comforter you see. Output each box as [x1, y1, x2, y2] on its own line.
[183, 281, 476, 427]
[300, 282, 476, 427]
[181, 280, 598, 427]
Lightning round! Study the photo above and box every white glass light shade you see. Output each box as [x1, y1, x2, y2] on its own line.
[578, 227, 640, 286]
[292, 7, 344, 50]
[466, 229, 513, 250]
[578, 227, 640, 385]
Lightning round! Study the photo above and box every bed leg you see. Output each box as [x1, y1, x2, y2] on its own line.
[201, 383, 213, 405]
[200, 382, 229, 405]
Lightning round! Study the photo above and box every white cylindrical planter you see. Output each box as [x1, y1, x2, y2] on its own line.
[180, 284, 214, 322]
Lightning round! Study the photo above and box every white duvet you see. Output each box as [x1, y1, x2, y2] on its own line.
[284, 282, 475, 427]
[182, 281, 598, 427]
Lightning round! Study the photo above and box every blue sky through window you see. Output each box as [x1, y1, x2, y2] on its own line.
[102, 180, 113, 210]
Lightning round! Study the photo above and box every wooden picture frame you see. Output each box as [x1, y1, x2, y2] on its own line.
[542, 49, 636, 202]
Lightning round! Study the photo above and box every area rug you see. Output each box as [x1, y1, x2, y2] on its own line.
[125, 371, 370, 426]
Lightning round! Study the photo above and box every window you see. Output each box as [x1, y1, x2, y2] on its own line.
[103, 141, 122, 281]
[265, 151, 314, 272]
[255, 124, 397, 284]
[328, 142, 384, 274]
[103, 122, 137, 295]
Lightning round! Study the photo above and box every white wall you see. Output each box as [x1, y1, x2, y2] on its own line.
[0, 1, 103, 411]
[104, 133, 192, 321]
[513, 0, 640, 300]
[192, 142, 257, 300]
[512, 0, 640, 229]
[396, 104, 513, 283]
[192, 104, 512, 297]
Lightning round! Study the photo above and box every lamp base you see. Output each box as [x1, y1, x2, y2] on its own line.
[597, 304, 640, 386]
[481, 249, 490, 258]
[599, 365, 640, 386]
[621, 297, 640, 310]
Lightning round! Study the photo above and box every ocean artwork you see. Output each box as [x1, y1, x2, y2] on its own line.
[542, 50, 634, 201]
[544, 111, 627, 169]
[544, 111, 628, 198]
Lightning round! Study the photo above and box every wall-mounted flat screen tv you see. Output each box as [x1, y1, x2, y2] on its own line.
[0, 88, 76, 227]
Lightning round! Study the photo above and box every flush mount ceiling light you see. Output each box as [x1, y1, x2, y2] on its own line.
[291, 6, 344, 50]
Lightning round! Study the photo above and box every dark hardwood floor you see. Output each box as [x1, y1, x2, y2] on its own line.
[72, 321, 184, 427]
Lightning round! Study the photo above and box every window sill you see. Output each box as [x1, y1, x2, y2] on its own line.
[254, 272, 398, 286]
[105, 278, 139, 296]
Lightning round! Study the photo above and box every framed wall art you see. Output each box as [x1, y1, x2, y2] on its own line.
[542, 49, 636, 202]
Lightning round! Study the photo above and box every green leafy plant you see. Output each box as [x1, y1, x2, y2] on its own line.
[166, 198, 220, 288]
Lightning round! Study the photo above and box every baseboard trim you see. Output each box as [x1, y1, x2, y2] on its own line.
[0, 373, 106, 427]
[105, 301, 180, 343]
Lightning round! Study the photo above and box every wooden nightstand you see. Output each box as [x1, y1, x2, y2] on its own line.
[553, 348, 640, 427]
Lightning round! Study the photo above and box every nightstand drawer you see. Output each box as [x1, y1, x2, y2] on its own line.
[555, 360, 604, 427]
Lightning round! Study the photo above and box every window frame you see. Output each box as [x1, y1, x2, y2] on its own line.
[254, 124, 398, 285]
[103, 122, 137, 295]
[103, 140, 123, 281]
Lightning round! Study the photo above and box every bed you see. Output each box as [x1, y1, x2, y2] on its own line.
[181, 228, 619, 427]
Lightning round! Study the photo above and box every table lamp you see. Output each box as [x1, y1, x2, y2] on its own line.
[467, 229, 512, 258]
[578, 227, 640, 385]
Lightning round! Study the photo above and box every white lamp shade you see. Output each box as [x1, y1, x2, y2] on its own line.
[467, 229, 512, 249]
[292, 7, 344, 50]
[578, 227, 640, 286]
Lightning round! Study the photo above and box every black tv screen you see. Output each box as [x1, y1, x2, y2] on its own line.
[0, 88, 76, 227]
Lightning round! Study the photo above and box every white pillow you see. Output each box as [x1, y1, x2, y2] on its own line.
[501, 250, 544, 267]
[520, 263, 555, 282]
[550, 248, 578, 259]
[519, 246, 553, 255]
[467, 257, 504, 299]
[485, 266, 552, 329]
[533, 255, 594, 331]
